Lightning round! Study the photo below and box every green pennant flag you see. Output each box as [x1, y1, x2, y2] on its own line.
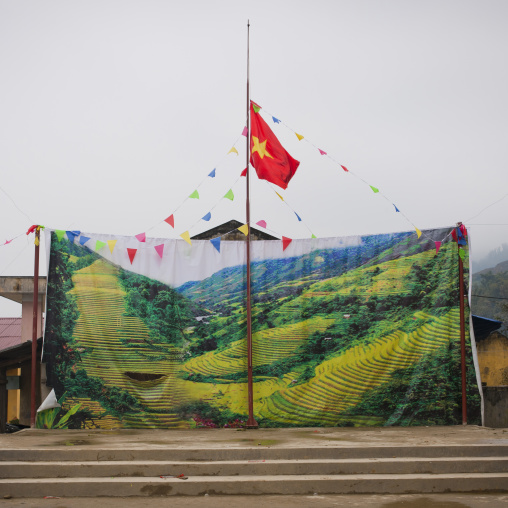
[311, 234, 317, 239]
[458, 248, 465, 261]
[54, 230, 66, 242]
[252, 103, 261, 113]
[224, 189, 234, 201]
[370, 185, 379, 194]
[95, 240, 106, 251]
[189, 190, 199, 199]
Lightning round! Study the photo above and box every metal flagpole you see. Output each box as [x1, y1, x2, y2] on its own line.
[245, 20, 258, 429]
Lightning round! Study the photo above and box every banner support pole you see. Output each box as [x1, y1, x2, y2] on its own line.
[245, 20, 258, 429]
[30, 226, 40, 428]
[457, 222, 467, 425]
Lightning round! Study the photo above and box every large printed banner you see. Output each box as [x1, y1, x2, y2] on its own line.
[41, 228, 481, 429]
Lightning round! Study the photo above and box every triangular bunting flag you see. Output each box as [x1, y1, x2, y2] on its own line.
[295, 212, 302, 222]
[208, 169, 216, 178]
[154, 244, 164, 259]
[295, 132, 304, 141]
[79, 236, 90, 246]
[55, 230, 66, 242]
[210, 237, 221, 253]
[311, 234, 317, 239]
[4, 239, 12, 245]
[240, 167, 247, 177]
[458, 248, 465, 261]
[272, 117, 280, 124]
[415, 227, 422, 239]
[252, 102, 261, 113]
[242, 126, 248, 137]
[370, 185, 379, 193]
[341, 165, 349, 172]
[435, 241, 442, 254]
[202, 212, 211, 221]
[95, 240, 106, 251]
[318, 149, 327, 155]
[189, 190, 199, 199]
[224, 189, 234, 201]
[164, 215, 175, 228]
[282, 236, 292, 251]
[135, 232, 146, 243]
[66, 231, 79, 243]
[393, 204, 400, 212]
[256, 220, 267, 228]
[238, 224, 249, 236]
[107, 240, 117, 253]
[275, 191, 284, 201]
[228, 146, 238, 155]
[127, 248, 137, 264]
[180, 231, 192, 245]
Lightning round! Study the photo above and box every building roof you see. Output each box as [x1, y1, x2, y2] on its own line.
[0, 318, 22, 352]
[191, 219, 279, 241]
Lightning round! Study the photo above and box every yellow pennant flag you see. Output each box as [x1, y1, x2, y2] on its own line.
[238, 224, 249, 236]
[415, 227, 422, 239]
[180, 231, 192, 245]
[295, 132, 304, 141]
[228, 146, 239, 155]
[107, 240, 117, 253]
[275, 191, 284, 201]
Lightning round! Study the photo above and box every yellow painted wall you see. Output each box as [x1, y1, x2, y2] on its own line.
[477, 332, 508, 386]
[6, 367, 21, 422]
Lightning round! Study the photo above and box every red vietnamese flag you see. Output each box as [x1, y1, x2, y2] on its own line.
[250, 102, 300, 190]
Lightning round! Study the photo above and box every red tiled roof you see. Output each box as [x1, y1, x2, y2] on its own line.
[0, 318, 22, 351]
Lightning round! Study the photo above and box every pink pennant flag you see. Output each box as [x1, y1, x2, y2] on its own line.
[256, 220, 267, 228]
[242, 126, 248, 137]
[164, 214, 175, 228]
[318, 149, 327, 155]
[135, 232, 146, 243]
[435, 241, 442, 254]
[282, 236, 292, 251]
[127, 248, 137, 264]
[240, 167, 247, 177]
[341, 165, 349, 172]
[4, 239, 12, 245]
[154, 244, 164, 259]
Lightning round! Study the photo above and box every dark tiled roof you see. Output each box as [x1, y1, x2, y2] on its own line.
[0, 317, 22, 352]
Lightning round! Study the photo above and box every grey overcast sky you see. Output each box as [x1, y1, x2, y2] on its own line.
[1, 0, 508, 316]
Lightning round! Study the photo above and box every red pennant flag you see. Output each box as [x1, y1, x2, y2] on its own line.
[240, 167, 247, 177]
[154, 244, 164, 258]
[341, 165, 349, 172]
[435, 241, 442, 254]
[282, 236, 292, 251]
[127, 248, 137, 264]
[250, 102, 300, 190]
[164, 215, 175, 228]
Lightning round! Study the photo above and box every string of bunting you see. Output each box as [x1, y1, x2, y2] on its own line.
[258, 104, 454, 253]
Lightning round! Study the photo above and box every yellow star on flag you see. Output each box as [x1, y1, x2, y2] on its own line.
[251, 136, 274, 160]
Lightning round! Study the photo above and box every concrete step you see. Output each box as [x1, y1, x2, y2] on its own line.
[2, 444, 508, 462]
[1, 473, 508, 497]
[1, 457, 508, 478]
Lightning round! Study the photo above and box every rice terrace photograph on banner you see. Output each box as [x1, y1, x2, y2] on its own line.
[40, 226, 481, 430]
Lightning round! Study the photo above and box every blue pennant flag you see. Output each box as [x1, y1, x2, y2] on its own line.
[79, 236, 91, 246]
[210, 237, 221, 253]
[202, 212, 212, 222]
[272, 117, 281, 124]
[294, 212, 302, 222]
[393, 204, 400, 212]
[66, 230, 81, 243]
[208, 169, 216, 178]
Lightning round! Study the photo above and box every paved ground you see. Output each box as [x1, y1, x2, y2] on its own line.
[1, 425, 508, 451]
[3, 494, 508, 507]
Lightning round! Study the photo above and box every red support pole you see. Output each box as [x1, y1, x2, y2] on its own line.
[458, 245, 467, 425]
[30, 227, 40, 428]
